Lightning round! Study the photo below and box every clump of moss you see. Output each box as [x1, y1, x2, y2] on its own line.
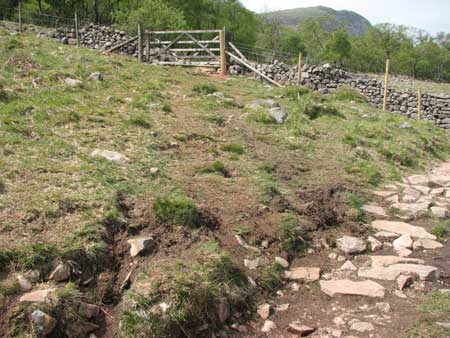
[153, 196, 201, 228]
[120, 254, 254, 337]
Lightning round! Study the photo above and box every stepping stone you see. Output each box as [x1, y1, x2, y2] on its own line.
[287, 323, 315, 336]
[370, 256, 424, 267]
[396, 248, 413, 257]
[430, 188, 445, 196]
[429, 174, 450, 187]
[402, 195, 418, 203]
[340, 260, 357, 271]
[371, 220, 436, 240]
[284, 267, 321, 282]
[391, 202, 430, 219]
[430, 206, 449, 218]
[386, 194, 399, 204]
[373, 190, 397, 198]
[393, 234, 413, 250]
[362, 204, 388, 217]
[403, 187, 422, 199]
[336, 236, 367, 254]
[319, 279, 385, 298]
[350, 321, 375, 332]
[412, 185, 431, 195]
[358, 264, 440, 281]
[367, 236, 383, 251]
[374, 231, 399, 239]
[19, 289, 56, 303]
[406, 175, 429, 186]
[91, 149, 130, 165]
[413, 238, 443, 250]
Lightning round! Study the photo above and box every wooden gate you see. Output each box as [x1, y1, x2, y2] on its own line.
[138, 29, 227, 74]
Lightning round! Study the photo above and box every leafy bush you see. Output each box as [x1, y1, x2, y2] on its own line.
[192, 83, 218, 95]
[222, 143, 244, 155]
[121, 254, 254, 337]
[278, 214, 309, 255]
[153, 196, 201, 228]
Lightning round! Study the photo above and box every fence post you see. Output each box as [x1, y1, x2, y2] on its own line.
[296, 52, 303, 86]
[145, 31, 150, 63]
[417, 87, 422, 120]
[220, 28, 227, 76]
[75, 12, 79, 47]
[383, 58, 390, 112]
[18, 1, 22, 32]
[138, 24, 143, 62]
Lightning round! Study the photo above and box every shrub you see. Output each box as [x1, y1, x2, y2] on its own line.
[192, 83, 218, 95]
[222, 143, 244, 155]
[278, 215, 309, 255]
[153, 196, 201, 228]
[259, 263, 284, 292]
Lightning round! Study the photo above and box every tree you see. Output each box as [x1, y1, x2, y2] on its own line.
[326, 30, 352, 65]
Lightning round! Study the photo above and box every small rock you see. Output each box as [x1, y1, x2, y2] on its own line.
[336, 236, 366, 254]
[397, 274, 414, 290]
[430, 206, 449, 218]
[31, 310, 56, 336]
[257, 303, 272, 319]
[362, 205, 388, 217]
[340, 260, 357, 271]
[367, 236, 383, 251]
[127, 237, 155, 257]
[284, 267, 321, 282]
[150, 167, 159, 176]
[350, 321, 374, 332]
[333, 316, 346, 327]
[268, 107, 288, 124]
[91, 149, 130, 164]
[396, 248, 413, 257]
[375, 302, 391, 313]
[65, 78, 82, 87]
[16, 274, 32, 292]
[393, 234, 413, 250]
[328, 253, 338, 260]
[394, 290, 407, 298]
[274, 257, 289, 268]
[88, 72, 103, 81]
[337, 255, 346, 262]
[275, 303, 290, 311]
[287, 322, 316, 336]
[436, 322, 450, 330]
[244, 257, 268, 270]
[78, 302, 100, 319]
[261, 320, 277, 333]
[217, 297, 230, 324]
[49, 263, 71, 282]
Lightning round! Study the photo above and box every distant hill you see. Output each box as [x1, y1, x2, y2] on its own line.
[263, 6, 372, 36]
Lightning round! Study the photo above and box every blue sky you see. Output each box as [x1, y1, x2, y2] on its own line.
[240, 0, 450, 35]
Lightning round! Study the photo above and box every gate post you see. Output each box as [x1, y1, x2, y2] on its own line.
[220, 28, 227, 75]
[138, 24, 143, 62]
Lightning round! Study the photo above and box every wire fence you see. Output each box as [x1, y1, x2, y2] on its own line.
[231, 41, 298, 65]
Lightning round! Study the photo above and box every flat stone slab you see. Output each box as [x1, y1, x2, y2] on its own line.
[406, 175, 430, 186]
[336, 236, 367, 254]
[19, 288, 56, 303]
[391, 202, 430, 219]
[362, 205, 388, 217]
[371, 220, 436, 240]
[370, 256, 424, 267]
[414, 238, 444, 250]
[91, 149, 130, 164]
[358, 264, 439, 281]
[373, 190, 397, 198]
[285, 267, 321, 282]
[319, 279, 385, 298]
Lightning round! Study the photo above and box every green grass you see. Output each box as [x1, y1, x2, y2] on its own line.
[120, 254, 254, 337]
[432, 221, 450, 240]
[247, 110, 278, 124]
[153, 196, 201, 228]
[259, 262, 284, 292]
[419, 292, 450, 313]
[331, 86, 367, 103]
[198, 161, 230, 177]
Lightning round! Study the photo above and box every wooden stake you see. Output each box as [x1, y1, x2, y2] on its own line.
[18, 1, 22, 32]
[383, 59, 390, 112]
[138, 24, 143, 62]
[145, 32, 150, 62]
[417, 87, 422, 120]
[219, 29, 227, 75]
[296, 52, 303, 86]
[75, 12, 79, 47]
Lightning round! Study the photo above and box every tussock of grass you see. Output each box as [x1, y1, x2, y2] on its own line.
[304, 102, 342, 120]
[192, 83, 217, 95]
[331, 86, 367, 103]
[247, 110, 277, 124]
[222, 143, 244, 155]
[418, 292, 450, 313]
[153, 196, 201, 228]
[128, 113, 152, 129]
[432, 221, 450, 240]
[205, 114, 225, 126]
[259, 262, 284, 292]
[120, 254, 254, 337]
[199, 161, 230, 177]
[278, 214, 309, 255]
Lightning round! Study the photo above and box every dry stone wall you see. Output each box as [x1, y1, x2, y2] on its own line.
[51, 24, 450, 129]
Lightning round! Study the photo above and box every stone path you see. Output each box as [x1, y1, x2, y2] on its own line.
[251, 161, 450, 337]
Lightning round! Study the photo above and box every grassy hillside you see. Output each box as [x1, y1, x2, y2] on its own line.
[0, 28, 449, 337]
[264, 6, 372, 36]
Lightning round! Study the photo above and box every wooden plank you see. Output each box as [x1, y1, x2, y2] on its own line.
[153, 61, 220, 68]
[106, 36, 138, 53]
[162, 33, 185, 52]
[150, 40, 220, 45]
[147, 29, 222, 34]
[184, 32, 220, 60]
[418, 87, 422, 120]
[228, 42, 248, 62]
[226, 51, 283, 88]
[160, 48, 220, 52]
